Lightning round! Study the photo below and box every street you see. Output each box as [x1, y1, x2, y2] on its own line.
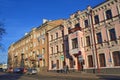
[0, 72, 120, 80]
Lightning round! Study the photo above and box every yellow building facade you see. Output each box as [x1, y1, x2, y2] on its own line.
[8, 19, 64, 72]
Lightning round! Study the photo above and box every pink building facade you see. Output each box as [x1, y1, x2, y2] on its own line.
[63, 0, 120, 74]
[48, 25, 65, 71]
[46, 0, 120, 74]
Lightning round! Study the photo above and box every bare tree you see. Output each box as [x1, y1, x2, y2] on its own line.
[0, 22, 5, 37]
[0, 21, 5, 49]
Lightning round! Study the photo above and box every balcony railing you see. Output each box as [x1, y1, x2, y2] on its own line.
[69, 48, 80, 55]
[68, 26, 82, 34]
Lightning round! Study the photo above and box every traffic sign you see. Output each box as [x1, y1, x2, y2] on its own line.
[60, 55, 64, 61]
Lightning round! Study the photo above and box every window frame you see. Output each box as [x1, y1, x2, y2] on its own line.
[94, 15, 100, 24]
[112, 51, 120, 66]
[96, 32, 102, 44]
[72, 38, 78, 49]
[86, 36, 91, 46]
[88, 55, 93, 67]
[109, 28, 116, 41]
[99, 53, 106, 67]
[106, 9, 112, 20]
[84, 20, 89, 28]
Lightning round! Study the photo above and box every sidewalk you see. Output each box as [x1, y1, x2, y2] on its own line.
[38, 71, 99, 79]
[38, 71, 120, 79]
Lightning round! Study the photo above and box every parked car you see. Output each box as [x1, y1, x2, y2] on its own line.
[27, 68, 37, 75]
[0, 68, 3, 72]
[7, 67, 13, 73]
[13, 68, 21, 73]
[13, 68, 27, 73]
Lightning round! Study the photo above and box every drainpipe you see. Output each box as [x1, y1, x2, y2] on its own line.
[90, 10, 99, 73]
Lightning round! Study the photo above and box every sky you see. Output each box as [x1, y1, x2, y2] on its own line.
[0, 0, 105, 63]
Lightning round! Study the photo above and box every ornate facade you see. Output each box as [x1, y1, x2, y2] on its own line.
[8, 0, 120, 74]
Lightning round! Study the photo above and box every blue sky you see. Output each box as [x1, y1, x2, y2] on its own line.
[0, 0, 105, 63]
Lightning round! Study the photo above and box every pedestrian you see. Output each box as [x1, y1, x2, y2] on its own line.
[64, 65, 67, 73]
[66, 65, 70, 73]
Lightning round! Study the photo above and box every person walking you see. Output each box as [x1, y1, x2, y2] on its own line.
[64, 65, 67, 73]
[64, 65, 70, 74]
[66, 65, 70, 73]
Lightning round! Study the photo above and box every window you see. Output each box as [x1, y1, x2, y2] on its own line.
[84, 20, 88, 28]
[94, 15, 99, 24]
[86, 36, 91, 46]
[51, 61, 53, 69]
[56, 60, 59, 69]
[42, 38, 45, 44]
[43, 59, 45, 67]
[109, 28, 116, 41]
[99, 54, 106, 67]
[88, 55, 93, 67]
[62, 30, 64, 37]
[113, 51, 120, 66]
[72, 38, 78, 49]
[106, 9, 112, 20]
[56, 45, 58, 53]
[96, 32, 102, 44]
[69, 58, 74, 68]
[51, 47, 53, 54]
[42, 48, 45, 54]
[68, 27, 71, 33]
[51, 35, 53, 41]
[62, 44, 64, 52]
[56, 33, 58, 39]
[75, 23, 80, 27]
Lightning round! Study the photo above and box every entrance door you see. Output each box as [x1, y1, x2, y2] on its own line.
[77, 57, 83, 71]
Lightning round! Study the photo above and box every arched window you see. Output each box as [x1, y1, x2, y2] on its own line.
[112, 51, 120, 66]
[99, 53, 106, 67]
[88, 55, 93, 67]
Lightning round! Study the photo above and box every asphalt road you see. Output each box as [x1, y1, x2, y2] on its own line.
[0, 72, 120, 80]
[0, 73, 88, 80]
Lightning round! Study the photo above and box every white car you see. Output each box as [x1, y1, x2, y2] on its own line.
[27, 69, 37, 75]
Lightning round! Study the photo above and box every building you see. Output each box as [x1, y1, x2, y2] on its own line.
[8, 19, 64, 72]
[63, 0, 120, 73]
[8, 0, 120, 74]
[63, 11, 85, 71]
[47, 24, 64, 71]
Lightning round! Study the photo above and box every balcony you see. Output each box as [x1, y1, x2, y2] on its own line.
[68, 26, 82, 34]
[69, 48, 80, 55]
